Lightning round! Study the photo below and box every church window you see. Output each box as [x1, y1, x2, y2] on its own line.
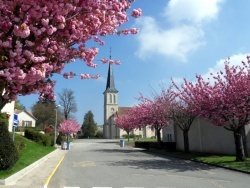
[114, 94, 116, 103]
[109, 94, 112, 103]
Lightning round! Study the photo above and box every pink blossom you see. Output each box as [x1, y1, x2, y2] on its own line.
[13, 23, 30, 38]
[131, 8, 142, 18]
[0, 0, 141, 105]
[59, 119, 80, 135]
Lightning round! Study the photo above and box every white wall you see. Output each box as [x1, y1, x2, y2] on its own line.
[17, 111, 36, 128]
[175, 118, 250, 155]
[1, 101, 15, 132]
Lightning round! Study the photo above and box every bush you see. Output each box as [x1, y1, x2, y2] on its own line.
[14, 135, 26, 157]
[134, 141, 176, 151]
[56, 134, 67, 145]
[0, 116, 19, 170]
[122, 134, 142, 139]
[24, 129, 52, 146]
[0, 112, 8, 127]
[95, 130, 103, 138]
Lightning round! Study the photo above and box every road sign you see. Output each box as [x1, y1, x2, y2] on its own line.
[13, 114, 18, 127]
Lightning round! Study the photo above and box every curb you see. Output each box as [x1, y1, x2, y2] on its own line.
[0, 149, 59, 185]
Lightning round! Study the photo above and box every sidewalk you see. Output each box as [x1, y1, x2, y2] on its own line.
[0, 146, 68, 188]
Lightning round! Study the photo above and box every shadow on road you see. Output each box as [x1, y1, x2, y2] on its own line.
[92, 148, 217, 173]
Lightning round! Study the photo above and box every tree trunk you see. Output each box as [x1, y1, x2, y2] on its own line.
[233, 126, 246, 161]
[66, 134, 69, 142]
[127, 131, 130, 142]
[156, 129, 161, 143]
[241, 126, 248, 157]
[0, 96, 8, 111]
[183, 130, 190, 153]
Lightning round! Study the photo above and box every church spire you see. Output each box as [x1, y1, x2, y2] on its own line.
[105, 63, 118, 92]
[105, 47, 118, 92]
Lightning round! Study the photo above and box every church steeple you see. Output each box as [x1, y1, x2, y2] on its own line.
[105, 63, 118, 92]
[103, 49, 119, 139]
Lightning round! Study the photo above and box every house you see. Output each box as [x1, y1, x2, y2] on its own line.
[1, 101, 15, 132]
[14, 109, 37, 132]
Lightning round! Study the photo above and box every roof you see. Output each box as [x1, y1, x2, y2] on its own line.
[14, 109, 37, 120]
[116, 107, 132, 116]
[104, 63, 118, 93]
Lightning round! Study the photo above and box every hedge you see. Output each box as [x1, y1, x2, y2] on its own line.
[134, 141, 176, 151]
[24, 129, 52, 146]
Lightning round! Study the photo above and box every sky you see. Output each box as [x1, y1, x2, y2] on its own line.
[18, 0, 250, 125]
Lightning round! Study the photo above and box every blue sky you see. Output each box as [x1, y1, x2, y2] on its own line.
[19, 0, 250, 125]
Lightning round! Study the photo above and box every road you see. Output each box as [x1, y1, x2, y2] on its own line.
[48, 139, 250, 188]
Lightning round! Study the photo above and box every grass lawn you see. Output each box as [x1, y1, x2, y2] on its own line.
[126, 140, 250, 173]
[0, 135, 56, 179]
[197, 155, 250, 172]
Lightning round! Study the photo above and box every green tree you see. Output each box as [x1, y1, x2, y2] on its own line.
[82, 111, 97, 138]
[0, 113, 18, 170]
[31, 102, 63, 129]
[14, 100, 26, 110]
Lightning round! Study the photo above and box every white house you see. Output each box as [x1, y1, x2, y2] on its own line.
[14, 109, 37, 131]
[1, 101, 15, 131]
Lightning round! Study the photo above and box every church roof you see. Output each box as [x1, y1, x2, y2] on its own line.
[117, 107, 132, 116]
[104, 63, 118, 93]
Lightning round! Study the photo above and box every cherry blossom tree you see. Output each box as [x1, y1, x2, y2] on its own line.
[136, 94, 171, 142]
[115, 109, 136, 141]
[0, 0, 142, 110]
[170, 101, 195, 153]
[58, 119, 80, 142]
[160, 87, 196, 153]
[173, 57, 250, 161]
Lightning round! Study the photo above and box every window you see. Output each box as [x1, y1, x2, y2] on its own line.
[109, 94, 112, 103]
[113, 94, 116, 103]
[167, 134, 172, 142]
[23, 121, 32, 127]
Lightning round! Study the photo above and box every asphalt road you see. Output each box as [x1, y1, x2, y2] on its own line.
[48, 139, 250, 188]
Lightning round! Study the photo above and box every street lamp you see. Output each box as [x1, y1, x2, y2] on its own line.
[54, 105, 60, 147]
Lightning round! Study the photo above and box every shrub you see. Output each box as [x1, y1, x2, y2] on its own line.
[134, 141, 176, 151]
[14, 135, 26, 157]
[56, 134, 67, 145]
[0, 112, 8, 127]
[0, 116, 19, 170]
[24, 129, 52, 146]
[122, 134, 142, 139]
[95, 130, 103, 138]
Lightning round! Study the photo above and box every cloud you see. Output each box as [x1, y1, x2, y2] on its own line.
[134, 0, 224, 62]
[171, 53, 250, 86]
[201, 53, 250, 81]
[135, 17, 205, 62]
[164, 0, 224, 24]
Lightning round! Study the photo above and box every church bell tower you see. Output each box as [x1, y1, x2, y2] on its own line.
[103, 63, 119, 139]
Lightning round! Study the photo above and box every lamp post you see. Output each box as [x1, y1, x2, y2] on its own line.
[54, 105, 60, 147]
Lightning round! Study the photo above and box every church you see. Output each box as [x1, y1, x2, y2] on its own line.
[103, 63, 158, 139]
